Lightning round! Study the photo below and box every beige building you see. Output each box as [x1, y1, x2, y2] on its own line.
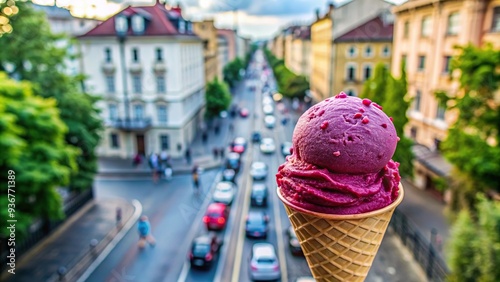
[333, 12, 394, 97]
[392, 0, 500, 190]
[193, 19, 219, 83]
[310, 0, 393, 102]
[271, 31, 285, 60]
[284, 25, 312, 78]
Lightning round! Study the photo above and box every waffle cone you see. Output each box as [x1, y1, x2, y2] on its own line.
[278, 184, 404, 282]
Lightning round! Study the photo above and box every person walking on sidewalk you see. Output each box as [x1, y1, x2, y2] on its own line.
[137, 215, 156, 248]
[148, 153, 160, 183]
[212, 147, 219, 160]
[192, 165, 200, 194]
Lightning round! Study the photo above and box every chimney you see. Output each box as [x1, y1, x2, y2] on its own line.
[315, 8, 320, 20]
[172, 2, 182, 15]
[327, 2, 334, 16]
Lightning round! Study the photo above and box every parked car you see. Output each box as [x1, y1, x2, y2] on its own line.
[203, 203, 230, 231]
[231, 137, 247, 154]
[213, 181, 236, 205]
[250, 183, 268, 207]
[260, 138, 276, 154]
[240, 107, 249, 117]
[225, 152, 241, 173]
[263, 104, 274, 115]
[222, 169, 236, 182]
[286, 226, 303, 256]
[246, 211, 269, 239]
[189, 233, 222, 269]
[264, 115, 276, 128]
[249, 243, 281, 281]
[250, 162, 268, 180]
[251, 131, 262, 143]
[281, 141, 293, 157]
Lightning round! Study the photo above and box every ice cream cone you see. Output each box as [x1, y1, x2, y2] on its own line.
[277, 184, 404, 282]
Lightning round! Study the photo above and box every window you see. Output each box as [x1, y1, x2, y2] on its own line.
[436, 105, 445, 120]
[363, 65, 372, 80]
[132, 48, 139, 62]
[105, 48, 112, 62]
[105, 75, 115, 93]
[346, 89, 356, 96]
[382, 45, 390, 57]
[410, 127, 418, 140]
[157, 105, 167, 123]
[132, 75, 142, 93]
[156, 48, 163, 62]
[421, 16, 432, 37]
[110, 133, 119, 148]
[346, 64, 356, 81]
[347, 46, 357, 58]
[418, 55, 426, 71]
[447, 12, 460, 35]
[134, 104, 144, 120]
[492, 7, 500, 32]
[403, 21, 409, 38]
[131, 15, 145, 34]
[414, 90, 422, 112]
[160, 135, 170, 150]
[443, 56, 452, 74]
[178, 20, 185, 33]
[364, 45, 373, 57]
[108, 104, 117, 120]
[156, 76, 166, 93]
[434, 138, 442, 151]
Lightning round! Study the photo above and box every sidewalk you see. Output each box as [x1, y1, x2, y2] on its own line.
[1, 198, 141, 282]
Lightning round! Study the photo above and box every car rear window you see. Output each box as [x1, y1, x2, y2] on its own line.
[207, 212, 221, 218]
[257, 258, 275, 264]
[193, 244, 210, 255]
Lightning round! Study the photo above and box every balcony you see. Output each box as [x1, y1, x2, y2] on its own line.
[129, 62, 142, 74]
[109, 117, 152, 131]
[153, 61, 167, 74]
[101, 61, 116, 74]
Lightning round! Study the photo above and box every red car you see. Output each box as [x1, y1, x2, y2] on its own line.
[239, 108, 249, 117]
[203, 203, 230, 230]
[232, 145, 245, 154]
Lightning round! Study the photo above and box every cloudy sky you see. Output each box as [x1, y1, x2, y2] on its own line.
[35, 0, 407, 39]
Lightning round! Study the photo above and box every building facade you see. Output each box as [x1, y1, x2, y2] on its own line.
[333, 12, 394, 97]
[78, 2, 205, 158]
[309, 0, 393, 102]
[392, 0, 500, 190]
[193, 19, 219, 83]
[289, 26, 312, 78]
[217, 29, 237, 79]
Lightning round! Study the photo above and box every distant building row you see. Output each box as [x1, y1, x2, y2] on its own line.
[268, 0, 500, 192]
[36, 1, 251, 158]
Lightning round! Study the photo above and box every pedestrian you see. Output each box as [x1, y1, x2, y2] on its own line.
[149, 153, 159, 183]
[132, 153, 142, 167]
[116, 207, 122, 225]
[164, 164, 173, 181]
[202, 131, 208, 144]
[214, 124, 220, 135]
[219, 146, 225, 159]
[137, 215, 156, 248]
[212, 147, 219, 160]
[160, 150, 170, 169]
[185, 148, 191, 165]
[192, 166, 200, 193]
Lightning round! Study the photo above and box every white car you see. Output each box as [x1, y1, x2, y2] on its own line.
[249, 243, 281, 281]
[260, 138, 276, 154]
[263, 104, 274, 115]
[250, 162, 268, 180]
[262, 95, 273, 105]
[281, 141, 293, 157]
[264, 115, 276, 128]
[213, 181, 236, 205]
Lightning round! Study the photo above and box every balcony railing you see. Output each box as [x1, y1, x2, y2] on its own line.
[109, 117, 152, 131]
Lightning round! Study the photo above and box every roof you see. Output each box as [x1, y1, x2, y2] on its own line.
[79, 2, 196, 38]
[32, 3, 72, 19]
[334, 13, 393, 42]
[412, 144, 453, 177]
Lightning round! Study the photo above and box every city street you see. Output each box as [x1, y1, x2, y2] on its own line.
[82, 50, 425, 282]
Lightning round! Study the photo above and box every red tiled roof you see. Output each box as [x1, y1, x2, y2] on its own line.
[334, 14, 393, 42]
[79, 2, 194, 38]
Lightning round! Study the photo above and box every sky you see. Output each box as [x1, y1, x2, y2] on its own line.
[33, 0, 407, 39]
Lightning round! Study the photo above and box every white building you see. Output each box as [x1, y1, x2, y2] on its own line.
[78, 1, 205, 158]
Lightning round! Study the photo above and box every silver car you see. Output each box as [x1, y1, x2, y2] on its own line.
[249, 243, 281, 281]
[250, 162, 268, 180]
[260, 138, 276, 154]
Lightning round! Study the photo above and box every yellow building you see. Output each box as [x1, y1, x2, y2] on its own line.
[333, 13, 394, 97]
[309, 0, 393, 102]
[193, 19, 219, 83]
[284, 26, 312, 79]
[392, 0, 500, 191]
[272, 31, 285, 60]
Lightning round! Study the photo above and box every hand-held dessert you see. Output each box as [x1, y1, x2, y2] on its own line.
[276, 93, 404, 281]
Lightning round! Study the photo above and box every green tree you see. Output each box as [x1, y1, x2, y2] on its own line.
[283, 74, 309, 99]
[360, 62, 414, 177]
[223, 57, 245, 87]
[448, 195, 500, 282]
[435, 44, 500, 211]
[205, 77, 232, 120]
[0, 2, 102, 191]
[0, 73, 77, 238]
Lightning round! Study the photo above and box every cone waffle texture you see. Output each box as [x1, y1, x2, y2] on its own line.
[279, 184, 404, 282]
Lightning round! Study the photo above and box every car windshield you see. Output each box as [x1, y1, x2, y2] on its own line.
[192, 243, 210, 255]
[217, 185, 232, 192]
[253, 163, 266, 169]
[252, 189, 266, 196]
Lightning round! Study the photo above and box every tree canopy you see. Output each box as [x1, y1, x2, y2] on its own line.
[205, 77, 232, 120]
[264, 48, 309, 99]
[223, 57, 245, 88]
[360, 62, 414, 177]
[435, 44, 500, 211]
[0, 2, 102, 191]
[0, 73, 77, 238]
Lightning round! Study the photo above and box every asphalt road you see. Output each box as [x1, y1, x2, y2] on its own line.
[86, 50, 426, 282]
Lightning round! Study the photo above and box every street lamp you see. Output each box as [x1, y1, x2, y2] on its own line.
[115, 15, 131, 129]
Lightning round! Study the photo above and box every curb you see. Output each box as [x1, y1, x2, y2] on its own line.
[97, 161, 223, 178]
[75, 199, 142, 282]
